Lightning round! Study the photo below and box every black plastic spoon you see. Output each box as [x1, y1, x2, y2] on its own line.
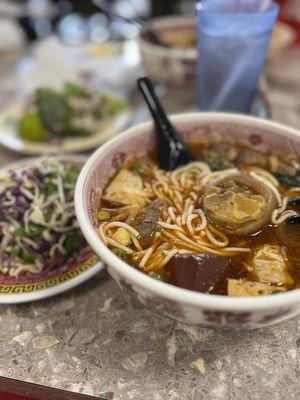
[137, 77, 194, 171]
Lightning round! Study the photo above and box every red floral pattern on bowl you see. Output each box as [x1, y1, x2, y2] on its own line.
[75, 112, 300, 329]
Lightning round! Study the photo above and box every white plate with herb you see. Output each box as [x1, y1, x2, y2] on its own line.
[0, 82, 131, 155]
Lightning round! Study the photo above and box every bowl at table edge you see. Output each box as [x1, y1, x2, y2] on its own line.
[75, 112, 300, 329]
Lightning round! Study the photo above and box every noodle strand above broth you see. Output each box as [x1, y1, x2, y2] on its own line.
[97, 143, 300, 296]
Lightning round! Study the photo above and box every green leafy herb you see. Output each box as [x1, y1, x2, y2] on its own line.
[44, 211, 52, 223]
[64, 82, 90, 97]
[13, 227, 26, 237]
[132, 162, 141, 172]
[112, 248, 127, 260]
[65, 235, 79, 254]
[35, 88, 72, 135]
[208, 159, 232, 172]
[28, 223, 45, 237]
[44, 180, 57, 197]
[275, 173, 300, 188]
[21, 250, 36, 264]
[99, 93, 127, 118]
[63, 165, 80, 184]
[64, 127, 90, 137]
[148, 271, 168, 282]
[98, 210, 110, 221]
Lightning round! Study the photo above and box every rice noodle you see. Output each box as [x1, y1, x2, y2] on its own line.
[205, 225, 229, 247]
[157, 221, 184, 232]
[186, 215, 199, 235]
[167, 207, 176, 222]
[274, 210, 298, 225]
[131, 234, 143, 251]
[160, 249, 179, 267]
[139, 247, 153, 268]
[250, 171, 282, 205]
[194, 209, 207, 231]
[271, 197, 288, 224]
[105, 221, 140, 237]
[247, 166, 279, 187]
[288, 188, 300, 193]
[99, 157, 299, 272]
[222, 247, 250, 253]
[107, 237, 134, 254]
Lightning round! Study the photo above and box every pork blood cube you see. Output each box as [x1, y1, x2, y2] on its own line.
[169, 254, 231, 293]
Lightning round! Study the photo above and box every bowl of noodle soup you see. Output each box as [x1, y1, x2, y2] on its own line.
[75, 112, 300, 329]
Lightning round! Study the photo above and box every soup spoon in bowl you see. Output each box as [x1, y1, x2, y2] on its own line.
[137, 76, 194, 170]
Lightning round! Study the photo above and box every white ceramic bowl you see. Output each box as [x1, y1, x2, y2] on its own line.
[75, 112, 300, 329]
[138, 16, 197, 91]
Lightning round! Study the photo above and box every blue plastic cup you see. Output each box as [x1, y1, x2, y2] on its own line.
[197, 0, 279, 113]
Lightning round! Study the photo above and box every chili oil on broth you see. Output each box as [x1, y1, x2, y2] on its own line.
[96, 141, 300, 296]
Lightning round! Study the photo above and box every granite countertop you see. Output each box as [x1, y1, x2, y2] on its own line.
[1, 48, 300, 400]
[1, 269, 300, 400]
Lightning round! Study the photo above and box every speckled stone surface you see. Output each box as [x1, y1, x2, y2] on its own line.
[0, 269, 300, 400]
[1, 48, 300, 400]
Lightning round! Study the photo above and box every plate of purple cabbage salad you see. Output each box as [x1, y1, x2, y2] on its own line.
[0, 82, 130, 155]
[0, 155, 103, 303]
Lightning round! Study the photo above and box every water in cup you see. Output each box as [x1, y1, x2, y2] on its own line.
[197, 0, 279, 113]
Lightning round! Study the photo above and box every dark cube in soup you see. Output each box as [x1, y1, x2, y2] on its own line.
[169, 254, 231, 293]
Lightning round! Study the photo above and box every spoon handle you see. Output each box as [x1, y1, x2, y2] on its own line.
[137, 77, 193, 170]
[137, 77, 174, 137]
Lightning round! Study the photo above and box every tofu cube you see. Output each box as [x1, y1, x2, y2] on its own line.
[228, 279, 286, 296]
[102, 169, 147, 208]
[253, 245, 294, 285]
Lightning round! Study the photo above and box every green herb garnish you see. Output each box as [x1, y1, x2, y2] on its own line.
[44, 180, 57, 197]
[112, 248, 127, 260]
[98, 210, 110, 221]
[148, 271, 168, 282]
[64, 82, 90, 98]
[21, 250, 36, 264]
[275, 173, 300, 188]
[28, 223, 45, 237]
[65, 234, 79, 254]
[13, 227, 26, 237]
[132, 162, 141, 172]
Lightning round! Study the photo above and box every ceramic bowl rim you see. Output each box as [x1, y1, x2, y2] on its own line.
[138, 15, 197, 60]
[75, 112, 300, 312]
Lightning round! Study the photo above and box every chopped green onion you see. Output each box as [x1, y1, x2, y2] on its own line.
[13, 227, 26, 237]
[45, 181, 57, 196]
[65, 235, 79, 254]
[275, 173, 300, 188]
[44, 212, 52, 223]
[64, 82, 90, 97]
[148, 271, 168, 282]
[28, 223, 45, 237]
[132, 162, 141, 172]
[98, 210, 110, 221]
[21, 250, 36, 264]
[112, 248, 127, 260]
